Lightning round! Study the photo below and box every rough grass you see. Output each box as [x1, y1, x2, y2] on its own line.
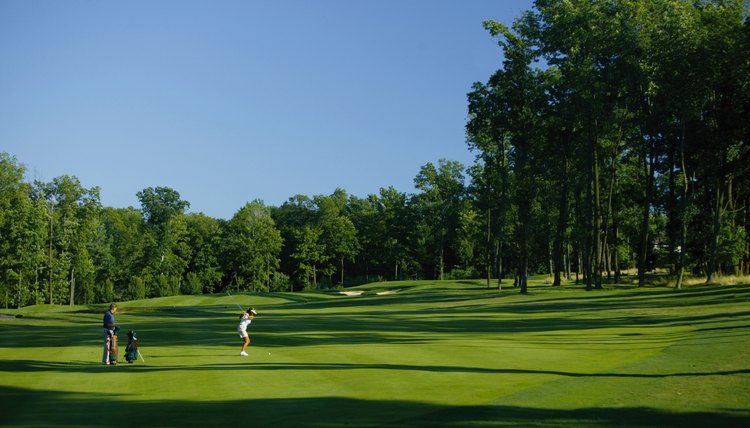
[1, 277, 748, 427]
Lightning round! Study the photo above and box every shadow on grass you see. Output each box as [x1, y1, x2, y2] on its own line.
[3, 301, 750, 350]
[3, 359, 749, 380]
[258, 283, 750, 316]
[1, 385, 748, 427]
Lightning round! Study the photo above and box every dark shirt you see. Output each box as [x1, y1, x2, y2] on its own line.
[103, 310, 116, 329]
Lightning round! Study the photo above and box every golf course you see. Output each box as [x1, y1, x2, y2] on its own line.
[1, 278, 749, 427]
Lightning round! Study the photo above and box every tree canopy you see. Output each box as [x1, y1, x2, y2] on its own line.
[1, 0, 748, 306]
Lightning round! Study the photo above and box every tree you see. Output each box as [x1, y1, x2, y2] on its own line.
[35, 175, 102, 305]
[137, 186, 190, 226]
[345, 194, 379, 281]
[413, 159, 466, 280]
[224, 201, 282, 291]
[482, 18, 548, 294]
[291, 225, 325, 289]
[315, 190, 360, 286]
[185, 213, 223, 293]
[101, 207, 144, 294]
[0, 153, 48, 308]
[467, 81, 514, 288]
[136, 186, 190, 294]
[272, 195, 316, 289]
[378, 187, 418, 280]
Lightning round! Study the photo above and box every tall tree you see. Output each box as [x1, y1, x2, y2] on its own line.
[136, 186, 190, 295]
[37, 176, 101, 305]
[0, 153, 48, 308]
[413, 159, 466, 280]
[185, 213, 223, 293]
[101, 207, 144, 296]
[291, 225, 325, 290]
[315, 190, 360, 286]
[224, 200, 282, 291]
[482, 18, 547, 294]
[467, 81, 513, 288]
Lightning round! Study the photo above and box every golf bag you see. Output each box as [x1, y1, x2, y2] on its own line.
[125, 330, 140, 363]
[107, 326, 120, 365]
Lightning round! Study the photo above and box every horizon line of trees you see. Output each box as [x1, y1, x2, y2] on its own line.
[1, 0, 748, 307]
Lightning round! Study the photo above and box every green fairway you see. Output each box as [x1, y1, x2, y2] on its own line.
[1, 280, 749, 427]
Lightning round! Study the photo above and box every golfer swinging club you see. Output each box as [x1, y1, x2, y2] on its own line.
[238, 307, 257, 356]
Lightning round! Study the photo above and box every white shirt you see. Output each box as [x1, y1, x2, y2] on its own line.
[238, 314, 252, 332]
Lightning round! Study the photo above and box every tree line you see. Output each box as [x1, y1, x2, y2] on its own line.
[1, 0, 748, 307]
[466, 0, 749, 292]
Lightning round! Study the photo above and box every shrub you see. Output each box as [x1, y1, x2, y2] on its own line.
[127, 277, 146, 301]
[183, 272, 202, 295]
[270, 272, 292, 292]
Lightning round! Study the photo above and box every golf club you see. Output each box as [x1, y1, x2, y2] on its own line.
[226, 291, 244, 311]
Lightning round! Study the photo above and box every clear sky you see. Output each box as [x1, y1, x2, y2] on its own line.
[1, 0, 533, 219]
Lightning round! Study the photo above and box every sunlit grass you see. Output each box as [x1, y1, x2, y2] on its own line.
[1, 280, 749, 427]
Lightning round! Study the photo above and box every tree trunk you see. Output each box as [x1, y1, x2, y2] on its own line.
[744, 197, 749, 275]
[497, 137, 508, 288]
[593, 140, 603, 289]
[605, 243, 611, 279]
[519, 201, 530, 295]
[601, 140, 619, 285]
[69, 267, 75, 306]
[48, 206, 53, 305]
[638, 138, 654, 287]
[496, 240, 503, 290]
[675, 119, 689, 289]
[549, 248, 553, 279]
[552, 158, 569, 287]
[584, 195, 594, 290]
[707, 175, 724, 283]
[487, 209, 492, 289]
[17, 273, 22, 309]
[584, 130, 595, 291]
[439, 245, 444, 281]
[340, 257, 345, 286]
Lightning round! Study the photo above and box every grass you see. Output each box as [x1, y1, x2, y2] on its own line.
[1, 277, 749, 427]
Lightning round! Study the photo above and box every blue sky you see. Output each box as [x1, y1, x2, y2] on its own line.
[1, 0, 533, 219]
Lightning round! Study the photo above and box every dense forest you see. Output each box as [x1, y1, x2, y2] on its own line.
[1, 0, 748, 307]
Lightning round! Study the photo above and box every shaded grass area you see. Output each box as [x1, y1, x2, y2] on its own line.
[2, 385, 748, 428]
[1, 280, 749, 427]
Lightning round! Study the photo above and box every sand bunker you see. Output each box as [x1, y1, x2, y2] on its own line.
[332, 290, 365, 296]
[376, 289, 403, 295]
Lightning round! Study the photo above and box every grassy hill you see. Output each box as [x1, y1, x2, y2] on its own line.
[1, 278, 749, 427]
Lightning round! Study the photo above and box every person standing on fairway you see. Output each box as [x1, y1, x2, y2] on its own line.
[102, 303, 118, 364]
[238, 307, 256, 356]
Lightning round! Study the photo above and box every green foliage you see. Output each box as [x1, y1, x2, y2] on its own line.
[718, 224, 747, 272]
[185, 213, 223, 293]
[2, 0, 749, 305]
[224, 200, 282, 292]
[136, 186, 190, 226]
[291, 225, 325, 289]
[269, 271, 292, 292]
[99, 279, 116, 303]
[413, 159, 466, 280]
[126, 277, 146, 301]
[151, 275, 178, 298]
[183, 272, 202, 295]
